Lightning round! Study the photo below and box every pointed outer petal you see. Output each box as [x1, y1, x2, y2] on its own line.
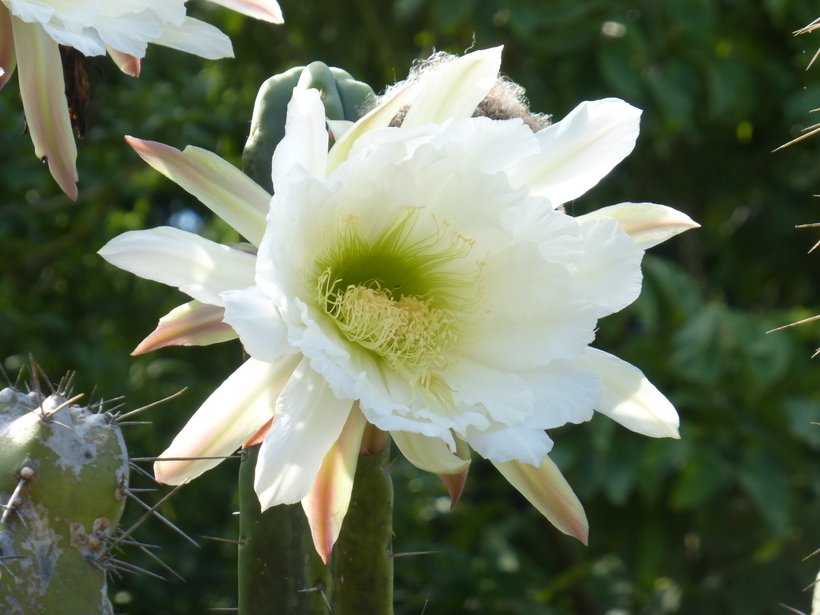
[12, 20, 78, 200]
[519, 361, 602, 430]
[222, 286, 296, 362]
[271, 88, 329, 190]
[154, 17, 234, 60]
[571, 216, 644, 318]
[302, 404, 368, 563]
[243, 417, 273, 448]
[125, 137, 270, 246]
[401, 46, 503, 129]
[575, 347, 680, 438]
[464, 241, 598, 371]
[206, 0, 284, 23]
[98, 227, 256, 306]
[436, 438, 471, 509]
[328, 119, 354, 142]
[444, 359, 534, 425]
[492, 457, 588, 544]
[255, 359, 355, 508]
[326, 81, 415, 173]
[514, 98, 641, 207]
[578, 202, 700, 250]
[0, 7, 16, 90]
[392, 430, 471, 475]
[132, 300, 236, 355]
[105, 45, 141, 77]
[154, 355, 300, 484]
[464, 422, 553, 467]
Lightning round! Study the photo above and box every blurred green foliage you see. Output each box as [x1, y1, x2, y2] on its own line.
[3, 0, 820, 613]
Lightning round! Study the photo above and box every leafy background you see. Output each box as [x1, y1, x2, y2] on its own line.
[3, 0, 820, 613]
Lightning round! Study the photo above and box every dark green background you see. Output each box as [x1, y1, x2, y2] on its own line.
[3, 0, 820, 613]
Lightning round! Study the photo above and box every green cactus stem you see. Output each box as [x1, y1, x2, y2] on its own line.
[0, 386, 129, 615]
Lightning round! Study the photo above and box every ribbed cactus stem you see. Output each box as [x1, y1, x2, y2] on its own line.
[0, 386, 128, 615]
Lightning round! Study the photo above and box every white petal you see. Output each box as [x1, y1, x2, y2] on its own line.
[572, 216, 644, 318]
[154, 355, 300, 484]
[206, 0, 284, 23]
[492, 456, 588, 543]
[155, 17, 234, 60]
[272, 87, 329, 189]
[392, 430, 470, 475]
[0, 6, 15, 91]
[445, 359, 534, 425]
[41, 23, 106, 56]
[93, 12, 161, 57]
[520, 361, 602, 429]
[578, 202, 700, 249]
[98, 227, 256, 306]
[515, 98, 641, 207]
[402, 46, 503, 129]
[255, 359, 354, 508]
[132, 300, 237, 355]
[465, 422, 553, 466]
[222, 286, 295, 362]
[575, 347, 680, 438]
[126, 137, 270, 246]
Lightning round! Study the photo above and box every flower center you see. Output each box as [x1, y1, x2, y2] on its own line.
[312, 207, 482, 393]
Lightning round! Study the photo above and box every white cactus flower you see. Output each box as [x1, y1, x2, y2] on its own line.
[100, 46, 698, 561]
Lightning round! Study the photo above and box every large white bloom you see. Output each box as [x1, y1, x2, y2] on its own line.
[100, 47, 698, 560]
[0, 0, 283, 199]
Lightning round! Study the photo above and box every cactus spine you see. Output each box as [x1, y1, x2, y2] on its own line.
[0, 385, 128, 615]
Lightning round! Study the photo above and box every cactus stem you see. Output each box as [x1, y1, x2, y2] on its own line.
[296, 585, 332, 611]
[114, 388, 187, 422]
[123, 487, 199, 547]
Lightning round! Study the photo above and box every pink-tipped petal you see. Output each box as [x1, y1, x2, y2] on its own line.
[578, 202, 700, 249]
[154, 355, 300, 485]
[0, 7, 16, 90]
[575, 347, 680, 438]
[125, 136, 270, 246]
[12, 19, 78, 200]
[302, 404, 368, 563]
[492, 456, 589, 544]
[106, 45, 141, 76]
[436, 437, 471, 510]
[207, 0, 284, 23]
[132, 300, 237, 355]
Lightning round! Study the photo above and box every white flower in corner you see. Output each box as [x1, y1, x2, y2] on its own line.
[100, 46, 698, 561]
[0, 0, 283, 200]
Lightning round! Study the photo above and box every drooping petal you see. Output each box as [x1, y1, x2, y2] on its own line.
[255, 358, 354, 508]
[12, 18, 78, 199]
[514, 98, 641, 207]
[436, 437, 471, 509]
[493, 457, 588, 544]
[125, 137, 270, 246]
[271, 88, 329, 189]
[132, 301, 237, 356]
[222, 286, 295, 362]
[0, 7, 16, 90]
[155, 17, 234, 60]
[206, 0, 284, 23]
[105, 45, 141, 77]
[402, 46, 503, 129]
[575, 347, 680, 438]
[578, 202, 700, 249]
[392, 430, 471, 475]
[98, 226, 256, 306]
[154, 355, 300, 484]
[572, 216, 644, 318]
[302, 404, 368, 563]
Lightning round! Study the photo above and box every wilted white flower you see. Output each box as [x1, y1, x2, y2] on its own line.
[0, 0, 283, 199]
[100, 47, 698, 561]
